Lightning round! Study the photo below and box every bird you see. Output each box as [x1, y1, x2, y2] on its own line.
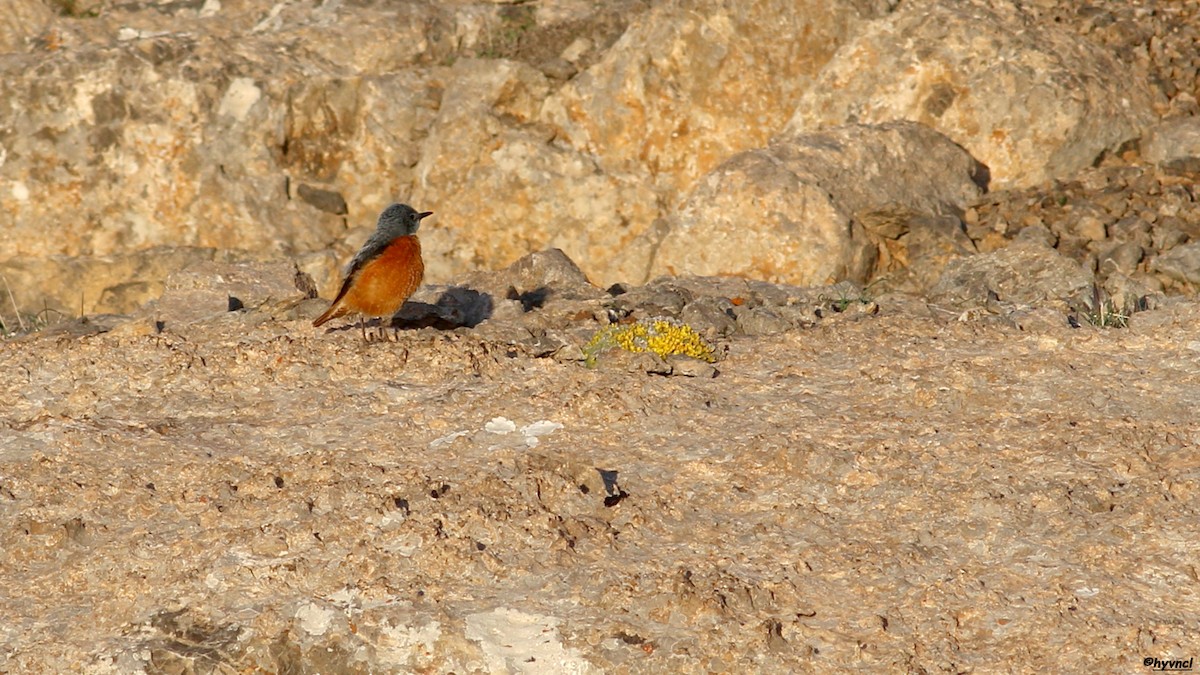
[313, 203, 432, 340]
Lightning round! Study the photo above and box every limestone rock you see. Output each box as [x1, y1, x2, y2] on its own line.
[1141, 117, 1200, 172]
[144, 260, 317, 329]
[929, 240, 1095, 311]
[411, 58, 660, 288]
[1152, 242, 1200, 287]
[788, 0, 1157, 188]
[0, 247, 239, 325]
[541, 0, 876, 198]
[875, 214, 978, 294]
[650, 121, 986, 286]
[0, 36, 440, 272]
[485, 248, 605, 303]
[0, 0, 464, 312]
[0, 0, 54, 54]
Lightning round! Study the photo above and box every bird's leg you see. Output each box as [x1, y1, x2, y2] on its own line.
[359, 317, 368, 342]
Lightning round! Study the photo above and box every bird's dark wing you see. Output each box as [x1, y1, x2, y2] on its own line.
[329, 230, 395, 305]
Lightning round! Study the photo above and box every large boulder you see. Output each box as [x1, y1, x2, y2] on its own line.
[409, 59, 660, 288]
[650, 121, 987, 286]
[0, 32, 439, 263]
[788, 0, 1157, 189]
[541, 0, 878, 199]
[929, 239, 1095, 311]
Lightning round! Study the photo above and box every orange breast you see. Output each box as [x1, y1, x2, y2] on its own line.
[341, 236, 424, 317]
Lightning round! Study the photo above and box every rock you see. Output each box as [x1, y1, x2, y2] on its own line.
[458, 248, 608, 316]
[650, 121, 986, 286]
[1151, 223, 1188, 253]
[1014, 224, 1057, 249]
[679, 296, 738, 339]
[497, 248, 597, 298]
[609, 282, 694, 320]
[598, 274, 844, 338]
[1141, 117, 1200, 172]
[788, 0, 1157, 188]
[1063, 207, 1109, 243]
[929, 240, 1094, 311]
[0, 247, 241, 323]
[1109, 216, 1153, 250]
[1152, 242, 1200, 286]
[1098, 242, 1144, 277]
[735, 306, 793, 337]
[596, 347, 673, 375]
[0, 0, 54, 54]
[2, 43, 313, 259]
[876, 214, 978, 294]
[541, 0, 877, 198]
[0, 22, 444, 304]
[665, 354, 718, 378]
[146, 260, 317, 329]
[1006, 306, 1071, 333]
[653, 148, 872, 285]
[411, 58, 660, 287]
[965, 162, 1200, 300]
[4, 0, 1196, 323]
[295, 184, 348, 216]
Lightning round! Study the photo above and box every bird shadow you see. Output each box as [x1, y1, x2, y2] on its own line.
[389, 286, 494, 330]
[322, 284, 562, 335]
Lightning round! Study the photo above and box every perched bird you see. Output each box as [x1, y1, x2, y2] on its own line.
[313, 203, 432, 339]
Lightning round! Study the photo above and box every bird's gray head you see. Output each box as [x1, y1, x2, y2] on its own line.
[376, 203, 433, 237]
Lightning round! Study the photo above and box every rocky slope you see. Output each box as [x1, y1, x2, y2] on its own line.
[2, 253, 1199, 671]
[2, 0, 1198, 318]
[2, 0, 1200, 671]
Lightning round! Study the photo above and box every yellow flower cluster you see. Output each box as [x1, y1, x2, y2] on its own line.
[583, 317, 716, 367]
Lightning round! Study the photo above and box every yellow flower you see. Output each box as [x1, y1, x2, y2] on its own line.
[583, 317, 716, 367]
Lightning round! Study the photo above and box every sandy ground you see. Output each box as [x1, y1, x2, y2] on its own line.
[1, 282, 1198, 672]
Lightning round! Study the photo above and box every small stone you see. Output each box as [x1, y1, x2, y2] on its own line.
[930, 242, 1094, 311]
[1099, 242, 1144, 276]
[735, 307, 792, 337]
[1074, 215, 1108, 242]
[680, 297, 738, 338]
[559, 37, 591, 64]
[1151, 225, 1188, 252]
[1102, 272, 1162, 314]
[551, 343, 586, 363]
[1014, 224, 1057, 248]
[538, 58, 577, 81]
[1152, 242, 1200, 285]
[485, 417, 517, 435]
[1141, 116, 1200, 169]
[1006, 307, 1070, 333]
[665, 355, 717, 378]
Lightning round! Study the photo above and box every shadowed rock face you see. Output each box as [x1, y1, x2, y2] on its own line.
[2, 250, 1199, 672]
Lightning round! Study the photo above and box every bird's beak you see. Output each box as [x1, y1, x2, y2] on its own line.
[418, 211, 433, 220]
